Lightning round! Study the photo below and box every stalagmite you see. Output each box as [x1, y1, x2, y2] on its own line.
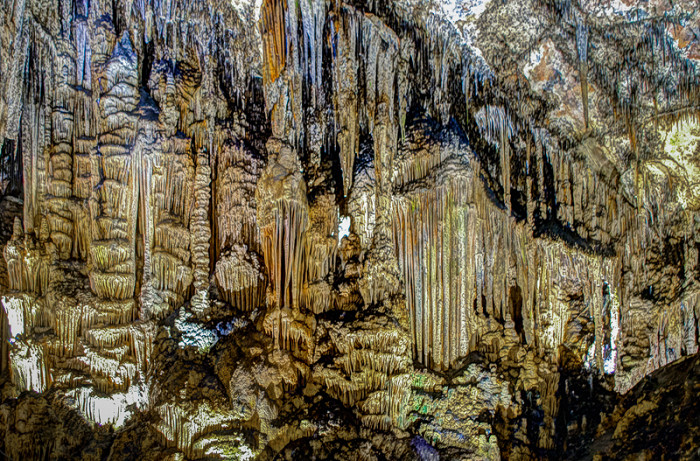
[88, 32, 139, 303]
[190, 150, 211, 315]
[215, 141, 262, 255]
[214, 139, 265, 310]
[148, 135, 195, 308]
[47, 36, 76, 260]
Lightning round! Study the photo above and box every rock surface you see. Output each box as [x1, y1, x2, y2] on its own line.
[0, 0, 698, 459]
[587, 352, 700, 460]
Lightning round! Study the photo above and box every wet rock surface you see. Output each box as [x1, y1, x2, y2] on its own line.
[0, 0, 698, 459]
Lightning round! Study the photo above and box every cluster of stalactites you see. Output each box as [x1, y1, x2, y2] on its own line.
[616, 286, 700, 394]
[2, 291, 51, 393]
[4, 219, 50, 296]
[303, 194, 339, 314]
[260, 0, 289, 85]
[146, 136, 195, 309]
[471, 111, 636, 255]
[259, 196, 308, 314]
[1, 278, 151, 396]
[259, 0, 408, 197]
[215, 245, 266, 311]
[155, 397, 238, 459]
[258, 1, 410, 319]
[547, 140, 623, 248]
[262, 306, 316, 360]
[10, 340, 49, 393]
[330, 5, 361, 196]
[392, 161, 622, 371]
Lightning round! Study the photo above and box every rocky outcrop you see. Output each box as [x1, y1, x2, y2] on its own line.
[587, 351, 700, 460]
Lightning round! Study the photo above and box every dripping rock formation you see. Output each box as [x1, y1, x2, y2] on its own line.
[0, 0, 699, 459]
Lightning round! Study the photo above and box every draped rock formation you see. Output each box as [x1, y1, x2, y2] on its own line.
[0, 0, 698, 459]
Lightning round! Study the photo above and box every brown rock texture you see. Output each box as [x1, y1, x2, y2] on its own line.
[0, 0, 698, 459]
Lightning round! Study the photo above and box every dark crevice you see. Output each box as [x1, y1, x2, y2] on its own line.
[141, 38, 155, 90]
[1, 137, 22, 198]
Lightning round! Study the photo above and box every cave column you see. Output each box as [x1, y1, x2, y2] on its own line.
[258, 0, 311, 347]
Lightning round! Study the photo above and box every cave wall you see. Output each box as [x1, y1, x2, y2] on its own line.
[0, 0, 698, 459]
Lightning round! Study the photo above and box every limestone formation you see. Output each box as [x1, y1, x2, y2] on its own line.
[0, 0, 698, 459]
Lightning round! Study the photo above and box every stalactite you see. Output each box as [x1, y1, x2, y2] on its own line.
[576, 19, 589, 130]
[260, 0, 288, 85]
[302, 194, 338, 313]
[393, 153, 622, 370]
[331, 7, 360, 196]
[215, 245, 265, 310]
[298, 0, 326, 107]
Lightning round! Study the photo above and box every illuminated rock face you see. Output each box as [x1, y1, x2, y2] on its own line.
[0, 0, 698, 459]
